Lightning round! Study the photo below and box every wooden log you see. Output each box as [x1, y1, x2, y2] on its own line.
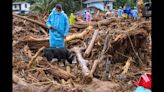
[31, 28, 39, 33]
[91, 59, 100, 76]
[14, 26, 93, 50]
[65, 26, 93, 41]
[73, 17, 117, 29]
[71, 47, 92, 84]
[84, 29, 99, 57]
[28, 46, 46, 67]
[13, 13, 47, 28]
[46, 65, 76, 80]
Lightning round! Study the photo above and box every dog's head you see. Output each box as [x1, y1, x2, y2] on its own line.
[43, 48, 54, 61]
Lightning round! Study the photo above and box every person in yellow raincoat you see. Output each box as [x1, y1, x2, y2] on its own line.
[122, 5, 128, 18]
[69, 13, 75, 25]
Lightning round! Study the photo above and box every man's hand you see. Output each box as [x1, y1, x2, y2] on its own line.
[50, 26, 55, 31]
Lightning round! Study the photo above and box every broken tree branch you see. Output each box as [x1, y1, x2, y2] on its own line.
[46, 64, 76, 80]
[121, 57, 132, 75]
[28, 46, 46, 67]
[71, 47, 92, 84]
[84, 29, 99, 57]
[13, 14, 47, 28]
[13, 13, 47, 28]
[66, 26, 93, 41]
[126, 33, 144, 67]
[91, 34, 110, 76]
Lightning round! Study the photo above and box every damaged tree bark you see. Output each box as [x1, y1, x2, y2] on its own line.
[72, 17, 117, 29]
[84, 29, 99, 57]
[28, 46, 46, 68]
[46, 65, 76, 80]
[71, 47, 93, 84]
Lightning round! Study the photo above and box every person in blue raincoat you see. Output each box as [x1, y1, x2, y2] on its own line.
[46, 4, 69, 48]
[82, 10, 87, 21]
[132, 7, 138, 20]
[126, 5, 132, 18]
[117, 6, 123, 18]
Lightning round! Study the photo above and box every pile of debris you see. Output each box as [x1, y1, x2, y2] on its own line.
[13, 13, 151, 92]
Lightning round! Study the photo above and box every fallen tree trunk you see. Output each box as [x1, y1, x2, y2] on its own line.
[73, 17, 117, 29]
[14, 26, 93, 50]
[13, 13, 47, 29]
[66, 26, 93, 41]
[71, 47, 92, 84]
[84, 29, 99, 57]
[46, 65, 76, 80]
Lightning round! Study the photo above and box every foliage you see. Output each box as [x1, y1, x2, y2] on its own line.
[58, 0, 82, 15]
[30, 0, 57, 14]
[14, 0, 39, 4]
[113, 0, 137, 9]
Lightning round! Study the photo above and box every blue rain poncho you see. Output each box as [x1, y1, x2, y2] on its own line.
[132, 8, 138, 18]
[117, 8, 123, 17]
[126, 5, 132, 17]
[46, 8, 69, 48]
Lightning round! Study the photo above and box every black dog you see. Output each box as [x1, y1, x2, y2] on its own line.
[43, 47, 74, 65]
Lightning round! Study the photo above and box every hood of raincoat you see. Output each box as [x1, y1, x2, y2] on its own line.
[51, 8, 64, 15]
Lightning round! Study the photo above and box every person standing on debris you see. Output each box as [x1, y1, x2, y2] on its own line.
[46, 4, 69, 48]
[82, 10, 87, 21]
[132, 7, 138, 20]
[111, 9, 115, 17]
[86, 10, 91, 22]
[126, 5, 132, 18]
[123, 5, 128, 18]
[117, 6, 123, 18]
[69, 13, 75, 25]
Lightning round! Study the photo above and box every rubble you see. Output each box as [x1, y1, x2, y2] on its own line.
[13, 13, 151, 92]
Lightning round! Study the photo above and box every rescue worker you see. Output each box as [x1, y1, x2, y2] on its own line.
[123, 5, 128, 18]
[82, 10, 87, 21]
[46, 4, 69, 48]
[117, 6, 123, 18]
[86, 10, 91, 22]
[69, 13, 75, 25]
[126, 5, 132, 18]
[132, 7, 138, 20]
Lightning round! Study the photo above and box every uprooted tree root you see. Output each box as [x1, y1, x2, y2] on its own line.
[13, 14, 151, 92]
